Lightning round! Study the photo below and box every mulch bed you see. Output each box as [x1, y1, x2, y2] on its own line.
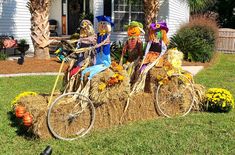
[0, 57, 68, 74]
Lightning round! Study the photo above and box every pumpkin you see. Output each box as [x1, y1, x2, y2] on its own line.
[23, 112, 33, 127]
[15, 105, 26, 118]
[127, 26, 141, 37]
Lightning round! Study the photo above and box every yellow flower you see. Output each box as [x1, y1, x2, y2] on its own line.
[156, 24, 161, 28]
[11, 91, 38, 107]
[98, 82, 107, 91]
[156, 75, 163, 80]
[167, 70, 174, 76]
[118, 75, 124, 81]
[205, 88, 235, 111]
[113, 73, 119, 78]
[116, 65, 123, 71]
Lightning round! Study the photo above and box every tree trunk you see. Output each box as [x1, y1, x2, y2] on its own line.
[27, 0, 51, 59]
[143, 0, 160, 41]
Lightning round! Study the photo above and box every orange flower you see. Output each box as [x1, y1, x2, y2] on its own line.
[108, 77, 119, 86]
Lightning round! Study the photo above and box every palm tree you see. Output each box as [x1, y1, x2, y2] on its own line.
[143, 0, 160, 39]
[186, 0, 216, 14]
[27, 0, 51, 59]
[142, 0, 216, 39]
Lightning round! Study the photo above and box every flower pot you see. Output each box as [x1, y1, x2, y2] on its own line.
[17, 44, 29, 54]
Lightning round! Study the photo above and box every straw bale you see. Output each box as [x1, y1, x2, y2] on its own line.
[15, 94, 61, 139]
[93, 91, 159, 129]
[89, 69, 130, 106]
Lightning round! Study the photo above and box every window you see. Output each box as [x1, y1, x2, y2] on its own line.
[113, 0, 144, 32]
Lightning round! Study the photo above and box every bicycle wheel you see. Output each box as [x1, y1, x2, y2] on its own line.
[47, 92, 95, 141]
[156, 74, 194, 118]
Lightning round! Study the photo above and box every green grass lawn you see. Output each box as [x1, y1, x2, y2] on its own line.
[0, 53, 235, 154]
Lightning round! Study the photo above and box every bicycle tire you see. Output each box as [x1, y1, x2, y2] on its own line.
[47, 92, 95, 140]
[155, 74, 194, 118]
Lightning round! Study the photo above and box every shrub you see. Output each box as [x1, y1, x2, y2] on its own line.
[204, 88, 234, 112]
[0, 53, 8, 60]
[169, 16, 219, 62]
[18, 39, 27, 45]
[110, 41, 124, 62]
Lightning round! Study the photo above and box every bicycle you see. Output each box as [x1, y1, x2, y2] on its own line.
[47, 40, 96, 140]
[47, 40, 195, 140]
[155, 72, 195, 118]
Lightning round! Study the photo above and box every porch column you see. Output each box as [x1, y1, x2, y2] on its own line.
[83, 0, 86, 13]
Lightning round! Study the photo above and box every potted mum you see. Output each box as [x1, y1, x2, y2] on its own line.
[17, 39, 29, 54]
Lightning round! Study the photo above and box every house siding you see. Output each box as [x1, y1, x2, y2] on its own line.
[93, 0, 103, 30]
[168, 0, 189, 37]
[0, 0, 33, 53]
[157, 0, 169, 24]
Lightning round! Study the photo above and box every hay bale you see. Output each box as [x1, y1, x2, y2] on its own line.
[13, 92, 159, 139]
[11, 58, 205, 139]
[93, 92, 159, 129]
[147, 66, 167, 92]
[90, 69, 130, 106]
[16, 94, 52, 139]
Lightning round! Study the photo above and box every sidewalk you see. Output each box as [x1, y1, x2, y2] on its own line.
[0, 72, 64, 78]
[0, 66, 204, 78]
[182, 66, 204, 75]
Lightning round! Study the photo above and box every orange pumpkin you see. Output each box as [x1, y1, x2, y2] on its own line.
[127, 26, 141, 37]
[23, 112, 33, 127]
[15, 106, 26, 118]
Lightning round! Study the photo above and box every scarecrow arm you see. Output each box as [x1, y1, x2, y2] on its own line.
[94, 34, 111, 49]
[79, 35, 97, 44]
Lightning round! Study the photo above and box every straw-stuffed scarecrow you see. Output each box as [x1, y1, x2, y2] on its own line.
[141, 21, 169, 69]
[120, 21, 144, 65]
[81, 15, 114, 80]
[69, 19, 96, 77]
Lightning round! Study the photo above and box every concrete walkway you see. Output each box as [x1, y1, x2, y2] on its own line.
[0, 66, 204, 78]
[182, 66, 204, 75]
[0, 72, 64, 78]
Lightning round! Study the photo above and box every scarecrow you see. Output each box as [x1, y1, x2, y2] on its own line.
[57, 20, 96, 93]
[55, 19, 96, 78]
[120, 21, 144, 64]
[81, 15, 114, 80]
[69, 19, 96, 77]
[141, 21, 169, 71]
[120, 21, 144, 81]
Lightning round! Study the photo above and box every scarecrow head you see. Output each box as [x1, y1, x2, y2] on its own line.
[79, 19, 95, 38]
[96, 15, 114, 35]
[148, 21, 169, 44]
[125, 21, 145, 38]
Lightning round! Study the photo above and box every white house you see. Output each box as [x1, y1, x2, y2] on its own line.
[0, 0, 33, 52]
[50, 0, 189, 40]
[0, 0, 189, 53]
